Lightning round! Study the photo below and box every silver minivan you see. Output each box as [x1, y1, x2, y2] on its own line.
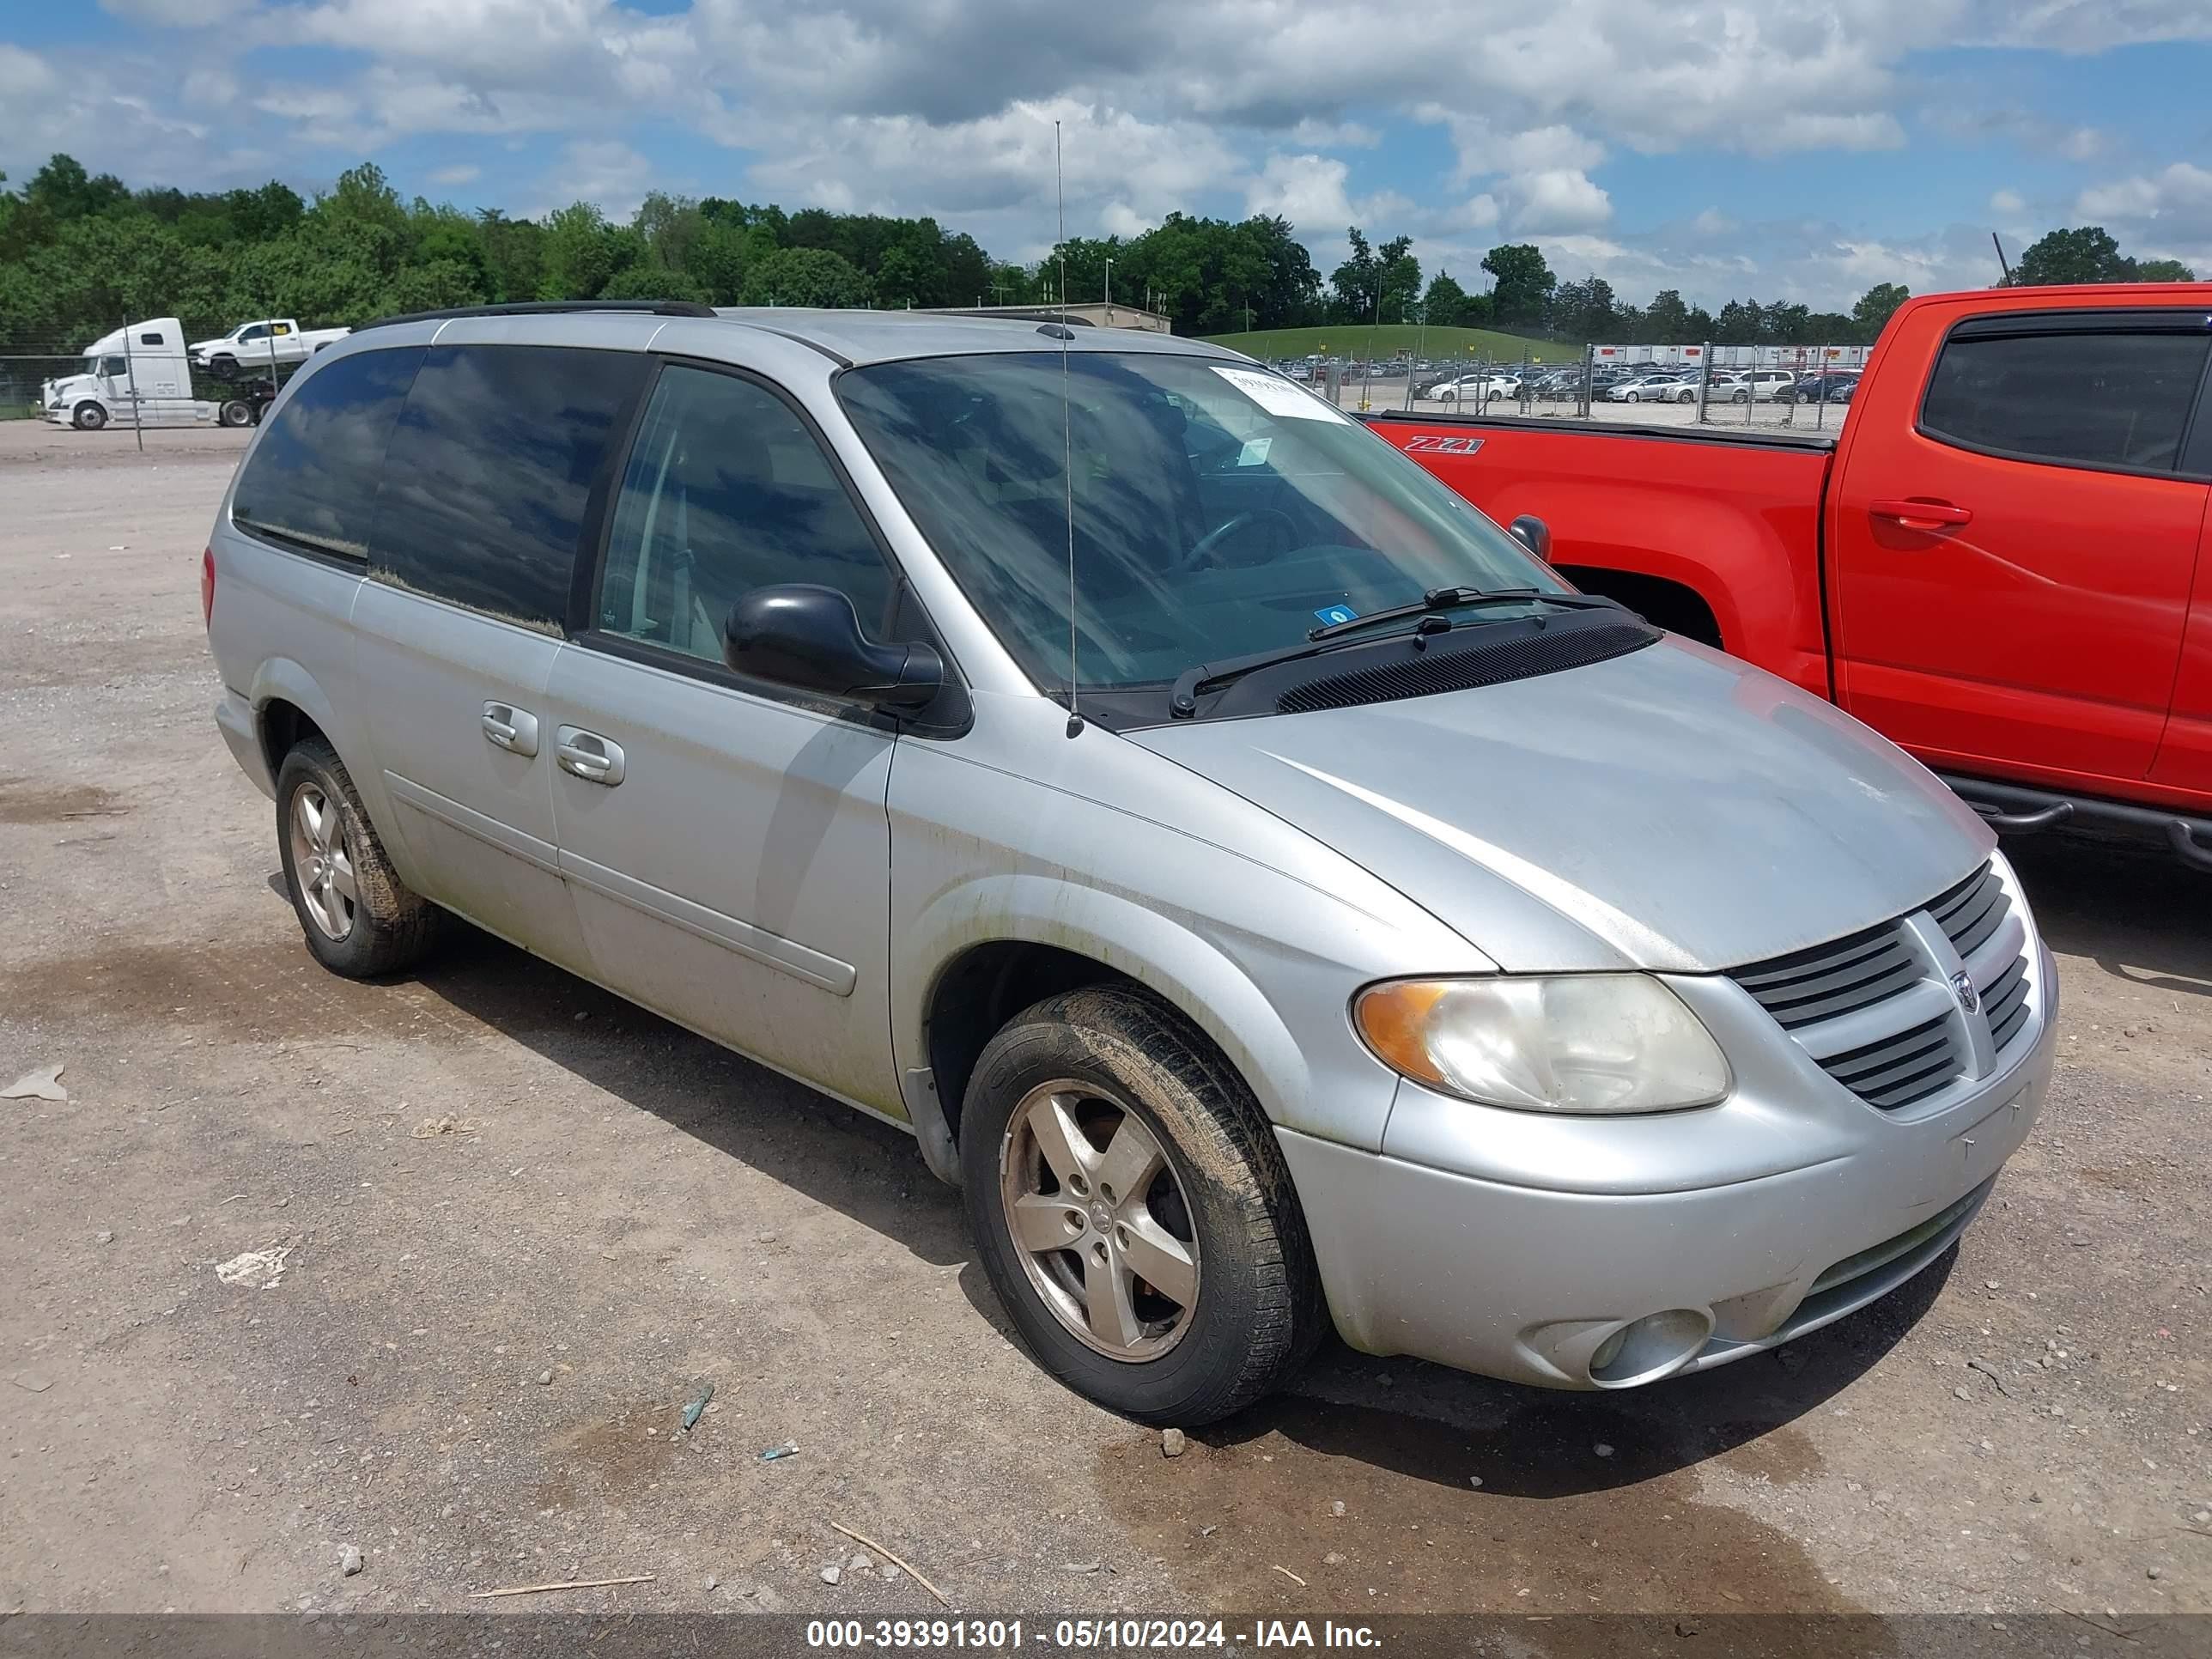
[205, 302, 2057, 1424]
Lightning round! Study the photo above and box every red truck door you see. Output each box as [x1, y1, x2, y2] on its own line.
[2148, 476, 2212, 796]
[1828, 304, 2211, 792]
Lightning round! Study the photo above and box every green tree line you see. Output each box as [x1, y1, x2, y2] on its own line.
[0, 152, 2193, 352]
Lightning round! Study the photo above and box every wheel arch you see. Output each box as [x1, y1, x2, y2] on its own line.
[249, 659, 347, 781]
[901, 884, 1316, 1189]
[1555, 565, 1726, 650]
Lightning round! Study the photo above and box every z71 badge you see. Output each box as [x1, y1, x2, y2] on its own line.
[1401, 435, 1485, 454]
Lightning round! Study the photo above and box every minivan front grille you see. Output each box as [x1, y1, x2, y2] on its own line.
[1731, 924, 1921, 1031]
[1931, 863, 2008, 958]
[1729, 860, 2038, 1112]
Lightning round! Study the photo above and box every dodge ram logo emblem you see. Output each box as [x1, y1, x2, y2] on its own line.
[1950, 970, 1979, 1014]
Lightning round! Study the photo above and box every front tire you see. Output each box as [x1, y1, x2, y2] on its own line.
[961, 986, 1321, 1425]
[72, 402, 106, 431]
[275, 738, 442, 977]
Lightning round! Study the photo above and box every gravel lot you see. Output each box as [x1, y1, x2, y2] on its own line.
[0, 419, 2203, 1624]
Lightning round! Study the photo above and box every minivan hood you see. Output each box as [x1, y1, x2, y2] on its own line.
[1128, 637, 1994, 974]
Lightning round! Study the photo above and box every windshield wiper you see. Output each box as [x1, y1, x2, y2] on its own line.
[1307, 586, 1621, 641]
[1168, 587, 1627, 719]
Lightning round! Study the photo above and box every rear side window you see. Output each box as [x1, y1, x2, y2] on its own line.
[369, 344, 646, 633]
[1920, 327, 2210, 474]
[232, 346, 422, 561]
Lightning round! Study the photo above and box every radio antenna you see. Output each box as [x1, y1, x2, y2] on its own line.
[1056, 118, 1083, 738]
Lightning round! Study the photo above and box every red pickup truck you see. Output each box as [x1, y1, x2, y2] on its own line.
[1369, 283, 2212, 869]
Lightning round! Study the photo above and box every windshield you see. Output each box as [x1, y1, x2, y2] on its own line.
[837, 350, 1558, 694]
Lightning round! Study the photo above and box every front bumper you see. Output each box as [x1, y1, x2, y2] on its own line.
[1279, 947, 2057, 1389]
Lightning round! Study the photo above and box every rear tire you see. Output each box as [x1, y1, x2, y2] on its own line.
[72, 402, 106, 431]
[219, 399, 252, 428]
[275, 738, 442, 978]
[961, 986, 1322, 1425]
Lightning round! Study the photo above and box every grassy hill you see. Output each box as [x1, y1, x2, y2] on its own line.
[1198, 323, 1578, 364]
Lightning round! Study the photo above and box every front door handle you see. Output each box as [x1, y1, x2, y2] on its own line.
[481, 702, 540, 757]
[556, 726, 626, 787]
[1870, 497, 1973, 532]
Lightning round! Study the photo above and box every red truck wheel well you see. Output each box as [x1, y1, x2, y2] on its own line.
[1557, 567, 1724, 651]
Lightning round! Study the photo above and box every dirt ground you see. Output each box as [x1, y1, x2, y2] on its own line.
[0, 419, 2204, 1626]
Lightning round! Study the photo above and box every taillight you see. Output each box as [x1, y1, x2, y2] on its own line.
[201, 546, 216, 627]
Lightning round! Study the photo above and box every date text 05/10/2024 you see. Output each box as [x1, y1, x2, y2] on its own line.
[804, 1620, 1383, 1650]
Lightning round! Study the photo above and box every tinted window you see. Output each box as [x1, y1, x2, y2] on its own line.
[596, 365, 895, 662]
[370, 344, 644, 633]
[1921, 328, 2210, 473]
[232, 346, 422, 561]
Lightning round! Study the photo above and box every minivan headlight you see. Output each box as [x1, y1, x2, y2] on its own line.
[1354, 975, 1730, 1115]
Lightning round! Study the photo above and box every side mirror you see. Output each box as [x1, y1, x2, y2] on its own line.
[724, 584, 945, 711]
[1508, 514, 1553, 563]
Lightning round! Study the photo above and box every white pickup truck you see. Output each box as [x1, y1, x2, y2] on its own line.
[189, 318, 349, 378]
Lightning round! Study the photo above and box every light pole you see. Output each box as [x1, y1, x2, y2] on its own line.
[1103, 257, 1114, 315]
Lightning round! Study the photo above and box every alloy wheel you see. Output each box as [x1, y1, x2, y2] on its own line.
[998, 1079, 1200, 1362]
[289, 782, 358, 941]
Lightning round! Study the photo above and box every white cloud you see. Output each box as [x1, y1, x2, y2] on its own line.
[98, 0, 257, 21]
[1760, 112, 1905, 153]
[428, 162, 482, 185]
[1287, 118, 1381, 150]
[1989, 188, 2025, 216]
[543, 137, 652, 219]
[1978, 2, 2212, 52]
[1513, 168, 1613, 234]
[1245, 153, 1358, 229]
[0, 45, 57, 102]
[2071, 161, 2212, 271]
[18, 1, 2212, 307]
[2057, 125, 2110, 162]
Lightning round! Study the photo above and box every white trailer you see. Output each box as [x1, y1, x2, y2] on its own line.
[41, 319, 255, 430]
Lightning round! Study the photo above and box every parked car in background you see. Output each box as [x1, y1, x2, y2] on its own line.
[1727, 370, 1797, 403]
[1607, 374, 1698, 404]
[1370, 281, 2212, 869]
[1424, 372, 1521, 404]
[1794, 369, 1862, 404]
[204, 301, 2051, 1425]
[189, 318, 351, 379]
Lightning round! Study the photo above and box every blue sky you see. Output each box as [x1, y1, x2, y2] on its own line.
[4, 2, 2209, 309]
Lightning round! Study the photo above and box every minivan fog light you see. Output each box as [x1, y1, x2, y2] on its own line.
[1354, 975, 1730, 1114]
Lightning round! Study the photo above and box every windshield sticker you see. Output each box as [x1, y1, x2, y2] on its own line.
[1314, 604, 1358, 626]
[1237, 436, 1273, 467]
[1212, 365, 1349, 422]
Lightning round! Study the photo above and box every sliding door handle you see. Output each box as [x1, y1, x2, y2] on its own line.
[481, 702, 539, 757]
[556, 726, 626, 787]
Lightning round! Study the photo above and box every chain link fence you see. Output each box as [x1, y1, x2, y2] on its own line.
[1290, 340, 1869, 433]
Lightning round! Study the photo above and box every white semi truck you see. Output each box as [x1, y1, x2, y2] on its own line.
[189, 317, 349, 377]
[41, 319, 258, 430]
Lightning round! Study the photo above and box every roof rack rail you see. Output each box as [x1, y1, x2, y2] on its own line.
[355, 299, 718, 331]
